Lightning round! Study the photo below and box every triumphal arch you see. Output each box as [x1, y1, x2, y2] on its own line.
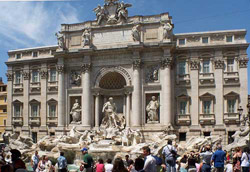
[5, 0, 249, 145]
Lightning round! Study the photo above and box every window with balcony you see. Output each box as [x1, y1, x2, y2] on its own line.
[178, 62, 186, 75]
[16, 54, 21, 59]
[203, 101, 211, 114]
[203, 60, 210, 73]
[50, 69, 57, 82]
[228, 99, 236, 113]
[226, 35, 233, 42]
[49, 104, 56, 117]
[15, 71, 21, 84]
[32, 52, 38, 57]
[31, 104, 39, 117]
[32, 70, 39, 83]
[227, 59, 234, 72]
[14, 104, 21, 117]
[180, 101, 187, 115]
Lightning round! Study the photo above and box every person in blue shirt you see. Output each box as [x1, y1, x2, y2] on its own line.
[57, 152, 67, 172]
[211, 144, 226, 172]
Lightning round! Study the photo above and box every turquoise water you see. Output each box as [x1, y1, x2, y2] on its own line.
[26, 163, 80, 172]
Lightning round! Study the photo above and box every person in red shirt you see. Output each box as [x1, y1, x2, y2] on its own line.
[95, 159, 105, 172]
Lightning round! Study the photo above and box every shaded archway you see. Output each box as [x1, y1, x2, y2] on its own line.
[99, 72, 126, 89]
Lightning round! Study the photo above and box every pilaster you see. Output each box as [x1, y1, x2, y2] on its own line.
[23, 65, 30, 128]
[6, 70, 13, 131]
[190, 52, 199, 126]
[57, 58, 65, 127]
[40, 64, 48, 127]
[214, 51, 224, 125]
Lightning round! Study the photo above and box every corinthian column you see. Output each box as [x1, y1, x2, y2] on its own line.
[161, 51, 173, 125]
[81, 63, 91, 127]
[57, 64, 65, 127]
[131, 59, 142, 127]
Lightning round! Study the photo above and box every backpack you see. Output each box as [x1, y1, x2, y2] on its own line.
[153, 155, 163, 165]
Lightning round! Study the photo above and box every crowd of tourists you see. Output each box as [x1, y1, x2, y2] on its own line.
[0, 140, 250, 172]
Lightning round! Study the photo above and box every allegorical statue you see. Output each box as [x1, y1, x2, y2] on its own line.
[71, 72, 81, 86]
[55, 32, 65, 49]
[70, 99, 82, 124]
[93, 5, 107, 25]
[117, 1, 132, 23]
[132, 24, 141, 42]
[101, 97, 120, 129]
[146, 96, 160, 122]
[162, 22, 173, 39]
[82, 28, 91, 47]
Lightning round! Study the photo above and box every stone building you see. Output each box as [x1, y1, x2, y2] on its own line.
[0, 78, 7, 136]
[5, 0, 249, 144]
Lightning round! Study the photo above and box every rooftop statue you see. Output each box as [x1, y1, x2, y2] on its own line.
[93, 0, 132, 25]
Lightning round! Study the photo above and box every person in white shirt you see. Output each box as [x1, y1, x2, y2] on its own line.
[224, 161, 233, 172]
[241, 147, 250, 172]
[105, 159, 113, 172]
[142, 146, 157, 172]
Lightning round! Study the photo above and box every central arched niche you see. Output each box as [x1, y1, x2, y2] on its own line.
[99, 72, 126, 89]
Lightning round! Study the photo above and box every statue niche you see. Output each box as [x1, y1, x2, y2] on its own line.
[69, 97, 82, 124]
[146, 93, 160, 123]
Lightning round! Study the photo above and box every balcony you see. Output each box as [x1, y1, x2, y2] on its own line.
[224, 113, 240, 124]
[47, 116, 58, 126]
[176, 114, 191, 125]
[224, 72, 239, 83]
[48, 81, 58, 92]
[199, 114, 215, 125]
[12, 116, 23, 125]
[199, 73, 214, 84]
[29, 116, 40, 125]
[176, 74, 190, 85]
[13, 83, 23, 93]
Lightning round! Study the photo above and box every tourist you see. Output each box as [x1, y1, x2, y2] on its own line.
[57, 152, 67, 172]
[105, 159, 113, 172]
[36, 155, 46, 172]
[124, 155, 130, 168]
[31, 151, 40, 172]
[225, 160, 233, 172]
[81, 147, 94, 172]
[96, 158, 105, 172]
[233, 147, 242, 172]
[142, 146, 157, 172]
[1, 164, 14, 172]
[199, 145, 213, 172]
[10, 149, 26, 171]
[186, 152, 197, 172]
[211, 144, 226, 172]
[162, 140, 177, 172]
[45, 156, 54, 172]
[241, 147, 250, 172]
[179, 155, 188, 172]
[134, 158, 145, 172]
[112, 157, 128, 172]
[127, 159, 136, 172]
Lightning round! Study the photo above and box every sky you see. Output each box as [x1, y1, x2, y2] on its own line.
[0, 0, 250, 91]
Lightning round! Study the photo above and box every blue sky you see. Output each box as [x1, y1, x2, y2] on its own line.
[0, 0, 250, 91]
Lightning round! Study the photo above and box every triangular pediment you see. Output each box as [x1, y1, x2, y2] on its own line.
[200, 92, 215, 98]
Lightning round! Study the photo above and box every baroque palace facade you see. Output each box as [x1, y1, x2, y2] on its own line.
[5, 0, 249, 144]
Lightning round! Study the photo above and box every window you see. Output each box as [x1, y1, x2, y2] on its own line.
[179, 133, 186, 141]
[15, 71, 21, 84]
[14, 104, 21, 117]
[50, 69, 57, 82]
[204, 132, 211, 137]
[2, 86, 6, 92]
[50, 132, 55, 136]
[49, 104, 56, 117]
[203, 101, 211, 114]
[179, 39, 185, 45]
[33, 52, 38, 57]
[32, 132, 37, 143]
[178, 62, 186, 75]
[227, 59, 234, 72]
[4, 120, 6, 126]
[203, 60, 210, 73]
[226, 35, 233, 42]
[3, 109, 7, 113]
[4, 97, 7, 103]
[202, 37, 209, 44]
[16, 54, 21, 59]
[32, 70, 39, 83]
[31, 104, 39, 117]
[180, 101, 187, 115]
[228, 99, 236, 113]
